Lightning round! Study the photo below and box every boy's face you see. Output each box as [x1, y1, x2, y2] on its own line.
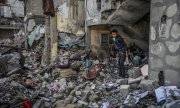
[112, 32, 117, 38]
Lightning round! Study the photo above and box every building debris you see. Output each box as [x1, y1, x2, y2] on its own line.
[0, 0, 179, 108]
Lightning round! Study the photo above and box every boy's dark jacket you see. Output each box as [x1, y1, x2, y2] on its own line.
[115, 35, 127, 54]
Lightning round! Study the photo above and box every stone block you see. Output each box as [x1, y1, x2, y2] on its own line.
[167, 3, 177, 18]
[165, 55, 180, 68]
[150, 42, 166, 57]
[171, 23, 180, 39]
[119, 85, 130, 99]
[139, 80, 159, 93]
[151, 6, 166, 22]
[150, 57, 163, 69]
[164, 69, 180, 86]
[128, 67, 142, 79]
[166, 41, 180, 53]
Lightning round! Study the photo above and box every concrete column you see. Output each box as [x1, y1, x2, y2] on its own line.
[77, 0, 85, 25]
[50, 12, 58, 62]
[42, 15, 51, 65]
[149, 0, 180, 86]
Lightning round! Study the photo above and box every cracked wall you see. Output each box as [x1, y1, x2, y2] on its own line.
[57, 0, 85, 35]
[149, 0, 180, 86]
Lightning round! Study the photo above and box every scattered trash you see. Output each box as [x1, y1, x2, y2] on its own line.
[102, 102, 109, 108]
[56, 54, 70, 69]
[155, 86, 180, 105]
[124, 91, 149, 106]
[0, 15, 172, 107]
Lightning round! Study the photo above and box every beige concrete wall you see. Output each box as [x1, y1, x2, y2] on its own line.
[26, 0, 43, 15]
[90, 26, 110, 47]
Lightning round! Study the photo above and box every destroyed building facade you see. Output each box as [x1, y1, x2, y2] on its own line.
[0, 0, 180, 107]
[0, 0, 24, 48]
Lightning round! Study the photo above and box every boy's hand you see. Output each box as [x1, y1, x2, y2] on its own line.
[125, 51, 128, 57]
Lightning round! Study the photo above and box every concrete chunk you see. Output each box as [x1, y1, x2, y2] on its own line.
[128, 67, 142, 79]
[128, 76, 144, 84]
[139, 80, 159, 93]
[119, 85, 130, 99]
[116, 79, 128, 85]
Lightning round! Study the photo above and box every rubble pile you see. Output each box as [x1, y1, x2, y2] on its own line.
[0, 46, 156, 108]
[0, 27, 179, 108]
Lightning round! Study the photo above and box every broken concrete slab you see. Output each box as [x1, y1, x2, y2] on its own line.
[128, 76, 144, 84]
[128, 67, 142, 79]
[139, 80, 159, 93]
[119, 85, 130, 99]
[7, 68, 21, 76]
[116, 79, 128, 85]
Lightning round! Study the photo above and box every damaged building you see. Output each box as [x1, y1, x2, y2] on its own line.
[0, 0, 180, 108]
